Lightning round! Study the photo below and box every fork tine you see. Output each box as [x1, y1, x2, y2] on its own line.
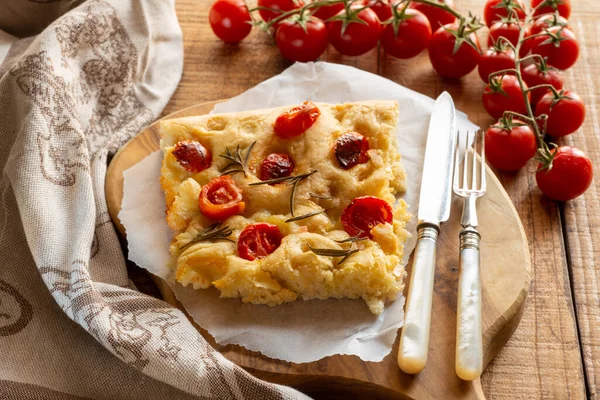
[453, 131, 461, 192]
[480, 130, 486, 192]
[471, 131, 478, 191]
[462, 131, 470, 191]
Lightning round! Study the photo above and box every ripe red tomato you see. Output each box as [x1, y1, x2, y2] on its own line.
[483, 0, 525, 27]
[381, 9, 432, 59]
[258, 0, 304, 22]
[530, 14, 569, 35]
[275, 17, 328, 62]
[536, 146, 593, 201]
[482, 75, 529, 119]
[485, 120, 537, 171]
[274, 101, 321, 138]
[478, 46, 516, 83]
[172, 140, 212, 173]
[198, 176, 245, 220]
[341, 196, 394, 238]
[209, 0, 252, 43]
[312, 1, 344, 21]
[428, 23, 481, 79]
[488, 20, 522, 47]
[361, 0, 394, 22]
[237, 223, 283, 261]
[328, 7, 381, 56]
[529, 26, 579, 70]
[334, 132, 371, 169]
[532, 0, 571, 19]
[520, 63, 564, 106]
[259, 153, 294, 181]
[409, 0, 456, 30]
[535, 90, 586, 137]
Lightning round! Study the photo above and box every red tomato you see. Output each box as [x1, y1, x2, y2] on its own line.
[274, 101, 321, 138]
[488, 20, 522, 47]
[334, 132, 371, 169]
[361, 0, 395, 22]
[535, 90, 586, 137]
[529, 26, 579, 70]
[485, 120, 537, 171]
[483, 0, 525, 27]
[198, 176, 245, 220]
[259, 153, 294, 181]
[530, 14, 569, 35]
[536, 146, 593, 201]
[478, 46, 516, 83]
[520, 63, 564, 106]
[312, 1, 345, 21]
[237, 223, 283, 260]
[482, 75, 529, 120]
[409, 0, 456, 30]
[532, 0, 571, 19]
[428, 23, 481, 79]
[275, 17, 328, 62]
[172, 140, 212, 173]
[381, 9, 432, 59]
[341, 196, 393, 238]
[328, 7, 381, 56]
[258, 0, 304, 22]
[209, 0, 252, 43]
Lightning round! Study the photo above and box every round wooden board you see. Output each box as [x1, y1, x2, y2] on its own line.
[106, 101, 531, 400]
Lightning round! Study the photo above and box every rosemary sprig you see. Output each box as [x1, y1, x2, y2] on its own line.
[250, 170, 317, 216]
[179, 223, 234, 251]
[335, 235, 368, 244]
[308, 244, 359, 266]
[309, 192, 333, 200]
[285, 209, 326, 223]
[219, 141, 256, 177]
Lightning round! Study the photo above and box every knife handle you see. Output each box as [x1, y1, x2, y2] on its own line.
[455, 227, 483, 381]
[398, 224, 438, 375]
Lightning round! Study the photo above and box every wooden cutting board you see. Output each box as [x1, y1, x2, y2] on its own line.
[105, 100, 531, 400]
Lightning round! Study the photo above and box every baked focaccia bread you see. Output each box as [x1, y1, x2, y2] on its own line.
[159, 101, 410, 315]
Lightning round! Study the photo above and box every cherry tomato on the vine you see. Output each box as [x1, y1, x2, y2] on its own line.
[341, 196, 394, 238]
[520, 63, 564, 106]
[237, 223, 283, 261]
[485, 120, 537, 171]
[258, 0, 304, 23]
[529, 26, 579, 70]
[478, 46, 516, 83]
[275, 17, 329, 62]
[381, 8, 432, 59]
[488, 20, 522, 47]
[361, 0, 395, 22]
[312, 1, 345, 21]
[482, 75, 529, 120]
[532, 0, 571, 19]
[530, 13, 569, 35]
[483, 0, 525, 27]
[535, 90, 586, 137]
[328, 6, 381, 57]
[198, 176, 245, 220]
[428, 23, 481, 79]
[274, 101, 321, 138]
[209, 0, 252, 43]
[409, 0, 456, 30]
[536, 146, 592, 201]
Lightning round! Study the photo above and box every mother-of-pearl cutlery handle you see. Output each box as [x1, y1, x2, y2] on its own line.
[455, 227, 483, 381]
[398, 224, 438, 375]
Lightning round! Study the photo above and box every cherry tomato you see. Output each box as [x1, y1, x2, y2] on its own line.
[532, 0, 571, 19]
[328, 6, 381, 57]
[536, 146, 592, 201]
[530, 14, 569, 35]
[341, 196, 394, 238]
[428, 23, 481, 79]
[258, 0, 304, 22]
[520, 63, 564, 106]
[334, 132, 370, 169]
[274, 101, 321, 138]
[275, 17, 328, 62]
[198, 176, 245, 220]
[482, 75, 529, 120]
[409, 0, 456, 30]
[485, 120, 537, 171]
[478, 46, 516, 83]
[483, 0, 525, 27]
[312, 1, 345, 21]
[529, 26, 579, 70]
[237, 223, 283, 261]
[209, 0, 252, 43]
[259, 153, 294, 181]
[488, 20, 522, 47]
[381, 9, 432, 59]
[172, 140, 212, 173]
[535, 90, 586, 137]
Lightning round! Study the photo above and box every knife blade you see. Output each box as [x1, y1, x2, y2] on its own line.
[398, 91, 457, 375]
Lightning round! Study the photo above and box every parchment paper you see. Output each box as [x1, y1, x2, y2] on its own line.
[119, 62, 478, 363]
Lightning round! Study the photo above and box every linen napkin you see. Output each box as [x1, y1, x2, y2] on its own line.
[0, 1, 308, 399]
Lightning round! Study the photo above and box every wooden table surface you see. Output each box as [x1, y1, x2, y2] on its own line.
[161, 0, 599, 397]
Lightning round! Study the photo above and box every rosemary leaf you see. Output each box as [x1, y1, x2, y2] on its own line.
[180, 223, 235, 251]
[335, 235, 368, 243]
[285, 209, 325, 222]
[248, 170, 317, 186]
[338, 249, 360, 265]
[309, 192, 333, 200]
[307, 245, 359, 265]
[290, 179, 300, 217]
[218, 141, 256, 177]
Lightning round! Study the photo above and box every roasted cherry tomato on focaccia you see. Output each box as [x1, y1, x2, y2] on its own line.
[260, 153, 294, 182]
[334, 132, 370, 170]
[172, 140, 212, 173]
[274, 101, 321, 138]
[237, 223, 283, 261]
[198, 176, 245, 220]
[341, 196, 394, 238]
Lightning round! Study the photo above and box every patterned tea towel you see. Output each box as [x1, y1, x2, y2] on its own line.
[0, 1, 309, 399]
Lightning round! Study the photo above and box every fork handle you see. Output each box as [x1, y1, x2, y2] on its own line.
[455, 227, 483, 381]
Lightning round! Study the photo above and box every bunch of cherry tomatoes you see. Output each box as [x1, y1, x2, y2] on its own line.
[208, 0, 593, 202]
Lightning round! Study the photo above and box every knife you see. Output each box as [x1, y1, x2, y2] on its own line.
[398, 92, 457, 375]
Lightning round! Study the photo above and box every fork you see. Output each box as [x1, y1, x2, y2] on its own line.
[453, 130, 486, 381]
